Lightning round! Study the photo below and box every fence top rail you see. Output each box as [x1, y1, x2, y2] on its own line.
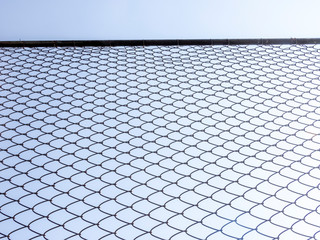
[1, 38, 320, 47]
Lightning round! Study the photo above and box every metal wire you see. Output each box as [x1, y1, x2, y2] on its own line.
[1, 44, 320, 240]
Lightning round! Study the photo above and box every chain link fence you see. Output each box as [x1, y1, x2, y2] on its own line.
[1, 44, 320, 239]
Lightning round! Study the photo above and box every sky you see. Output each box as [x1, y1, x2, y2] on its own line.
[0, 0, 320, 41]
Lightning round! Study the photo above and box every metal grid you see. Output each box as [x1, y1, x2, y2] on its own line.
[1, 44, 320, 240]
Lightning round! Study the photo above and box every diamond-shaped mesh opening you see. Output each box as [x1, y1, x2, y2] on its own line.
[1, 44, 320, 240]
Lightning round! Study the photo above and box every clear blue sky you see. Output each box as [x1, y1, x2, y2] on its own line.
[1, 0, 320, 41]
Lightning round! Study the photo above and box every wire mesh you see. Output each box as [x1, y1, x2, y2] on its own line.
[1, 44, 320, 240]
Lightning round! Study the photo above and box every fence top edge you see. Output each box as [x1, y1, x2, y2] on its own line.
[1, 38, 320, 47]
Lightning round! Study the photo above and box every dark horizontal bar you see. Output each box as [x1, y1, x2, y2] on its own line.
[1, 38, 320, 47]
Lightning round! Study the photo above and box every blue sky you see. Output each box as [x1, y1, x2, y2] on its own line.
[1, 0, 320, 41]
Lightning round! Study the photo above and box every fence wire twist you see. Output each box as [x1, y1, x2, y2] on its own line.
[1, 44, 320, 240]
